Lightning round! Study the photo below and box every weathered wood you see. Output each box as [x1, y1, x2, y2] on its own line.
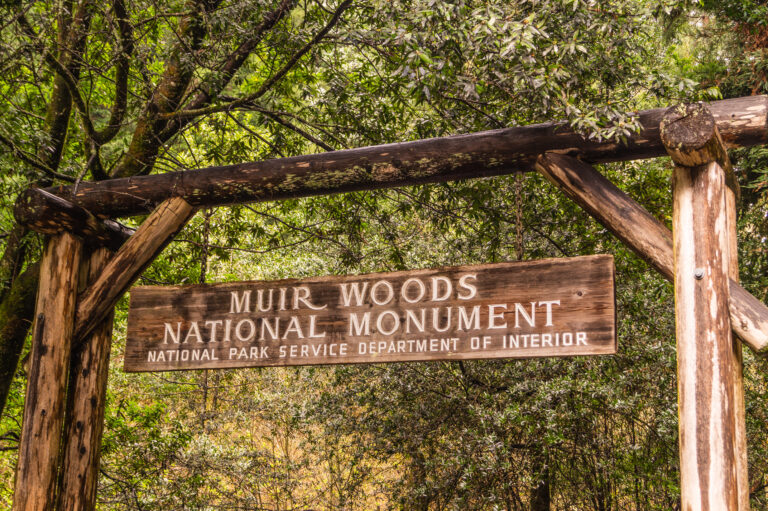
[535, 153, 674, 279]
[660, 102, 739, 198]
[74, 197, 195, 343]
[124, 255, 616, 372]
[14, 188, 134, 250]
[40, 95, 767, 218]
[58, 247, 114, 511]
[12, 233, 83, 511]
[664, 103, 750, 510]
[672, 158, 739, 510]
[535, 152, 768, 354]
[724, 162, 750, 511]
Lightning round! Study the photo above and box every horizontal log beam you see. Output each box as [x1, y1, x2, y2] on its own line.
[535, 152, 768, 355]
[14, 188, 134, 250]
[37, 95, 767, 218]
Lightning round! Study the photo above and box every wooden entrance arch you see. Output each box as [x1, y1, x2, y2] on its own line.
[10, 95, 768, 510]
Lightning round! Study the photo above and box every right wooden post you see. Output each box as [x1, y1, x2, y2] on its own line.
[57, 247, 115, 511]
[661, 103, 748, 510]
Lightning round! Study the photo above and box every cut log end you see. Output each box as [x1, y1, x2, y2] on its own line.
[14, 188, 133, 251]
[661, 103, 739, 199]
[660, 102, 730, 169]
[660, 103, 716, 152]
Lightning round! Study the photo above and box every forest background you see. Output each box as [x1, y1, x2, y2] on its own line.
[1, 0, 768, 509]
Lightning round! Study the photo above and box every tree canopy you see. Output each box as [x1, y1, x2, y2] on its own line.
[1, 0, 768, 509]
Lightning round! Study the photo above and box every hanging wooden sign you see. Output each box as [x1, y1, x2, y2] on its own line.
[124, 254, 616, 372]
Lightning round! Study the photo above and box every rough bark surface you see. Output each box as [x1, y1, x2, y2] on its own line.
[42, 96, 768, 218]
[535, 152, 768, 354]
[57, 247, 114, 511]
[12, 233, 82, 511]
[0, 264, 39, 414]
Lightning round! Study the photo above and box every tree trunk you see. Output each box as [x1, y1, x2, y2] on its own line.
[529, 450, 550, 511]
[0, 264, 40, 414]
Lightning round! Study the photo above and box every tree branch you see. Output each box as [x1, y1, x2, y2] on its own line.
[109, 0, 226, 178]
[180, 0, 297, 113]
[16, 11, 99, 144]
[94, 0, 134, 145]
[225, 112, 286, 157]
[0, 132, 75, 182]
[161, 0, 352, 121]
[256, 107, 336, 151]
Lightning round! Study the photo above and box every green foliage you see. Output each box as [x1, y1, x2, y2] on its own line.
[1, 0, 768, 509]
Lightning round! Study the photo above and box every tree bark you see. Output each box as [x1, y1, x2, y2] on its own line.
[42, 95, 768, 218]
[12, 233, 82, 511]
[110, 0, 224, 178]
[535, 152, 768, 355]
[0, 263, 39, 415]
[57, 247, 114, 511]
[529, 450, 551, 511]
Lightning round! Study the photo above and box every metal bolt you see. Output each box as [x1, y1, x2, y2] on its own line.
[694, 268, 704, 280]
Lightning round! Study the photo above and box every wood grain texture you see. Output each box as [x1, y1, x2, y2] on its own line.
[74, 197, 195, 343]
[12, 233, 82, 511]
[725, 172, 750, 511]
[13, 188, 134, 250]
[43, 95, 767, 218]
[672, 160, 739, 511]
[665, 102, 750, 508]
[660, 103, 739, 198]
[125, 255, 616, 372]
[535, 152, 674, 280]
[535, 152, 768, 355]
[58, 247, 114, 511]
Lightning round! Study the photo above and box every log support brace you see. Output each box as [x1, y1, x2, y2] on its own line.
[13, 198, 195, 511]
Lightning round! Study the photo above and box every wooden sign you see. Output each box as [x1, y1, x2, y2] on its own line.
[124, 254, 616, 372]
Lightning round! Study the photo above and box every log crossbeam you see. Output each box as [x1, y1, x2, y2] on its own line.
[20, 95, 765, 220]
[14, 188, 133, 250]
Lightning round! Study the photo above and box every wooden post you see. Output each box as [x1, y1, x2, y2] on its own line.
[12, 233, 83, 511]
[57, 247, 114, 510]
[73, 196, 195, 342]
[662, 103, 744, 510]
[535, 152, 768, 355]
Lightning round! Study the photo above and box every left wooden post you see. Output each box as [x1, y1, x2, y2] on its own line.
[12, 233, 83, 511]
